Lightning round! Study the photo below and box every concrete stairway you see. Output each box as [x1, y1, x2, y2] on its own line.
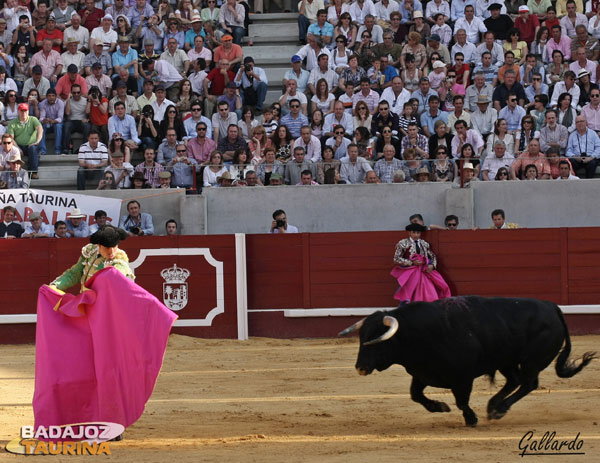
[244, 13, 300, 106]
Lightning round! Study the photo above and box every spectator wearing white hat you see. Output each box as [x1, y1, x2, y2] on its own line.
[90, 14, 118, 53]
[65, 207, 90, 238]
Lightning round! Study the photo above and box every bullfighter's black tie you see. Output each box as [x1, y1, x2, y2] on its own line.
[415, 240, 421, 254]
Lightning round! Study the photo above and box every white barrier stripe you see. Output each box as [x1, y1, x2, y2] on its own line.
[2, 305, 600, 324]
[235, 233, 249, 341]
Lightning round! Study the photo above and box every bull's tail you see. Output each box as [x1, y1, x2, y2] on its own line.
[554, 306, 596, 378]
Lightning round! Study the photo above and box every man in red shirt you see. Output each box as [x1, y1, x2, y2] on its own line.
[78, 0, 104, 33]
[203, 59, 235, 116]
[35, 15, 63, 53]
[212, 34, 244, 71]
[514, 5, 540, 45]
[56, 64, 89, 101]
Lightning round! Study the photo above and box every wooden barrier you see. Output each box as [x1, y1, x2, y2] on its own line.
[2, 229, 600, 343]
[0, 235, 246, 343]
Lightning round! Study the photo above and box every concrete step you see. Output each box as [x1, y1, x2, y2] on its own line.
[248, 22, 299, 37]
[38, 154, 79, 165]
[246, 35, 298, 46]
[37, 164, 78, 180]
[242, 44, 300, 61]
[248, 13, 299, 23]
[265, 89, 283, 105]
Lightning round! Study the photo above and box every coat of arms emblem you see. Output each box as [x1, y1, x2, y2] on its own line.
[161, 264, 190, 311]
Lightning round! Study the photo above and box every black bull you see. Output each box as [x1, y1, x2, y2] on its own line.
[339, 297, 596, 427]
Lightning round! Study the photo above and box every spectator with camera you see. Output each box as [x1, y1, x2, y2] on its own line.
[169, 142, 199, 188]
[77, 129, 108, 190]
[234, 57, 268, 113]
[86, 85, 109, 145]
[269, 209, 299, 234]
[104, 150, 134, 189]
[119, 200, 154, 236]
[11, 15, 35, 57]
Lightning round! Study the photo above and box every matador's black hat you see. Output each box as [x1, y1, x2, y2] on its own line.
[90, 225, 128, 248]
[405, 223, 427, 232]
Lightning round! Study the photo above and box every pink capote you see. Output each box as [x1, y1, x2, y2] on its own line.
[33, 267, 177, 430]
[391, 254, 451, 302]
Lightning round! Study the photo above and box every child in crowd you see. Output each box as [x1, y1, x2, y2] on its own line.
[428, 61, 446, 91]
[398, 102, 417, 138]
[430, 14, 452, 47]
[262, 107, 278, 137]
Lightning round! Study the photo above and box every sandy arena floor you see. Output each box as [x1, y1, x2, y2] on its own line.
[0, 335, 598, 462]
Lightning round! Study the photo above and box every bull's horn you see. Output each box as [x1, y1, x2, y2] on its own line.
[338, 318, 365, 337]
[362, 316, 399, 346]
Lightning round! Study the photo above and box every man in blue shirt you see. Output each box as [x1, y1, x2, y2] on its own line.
[306, 9, 334, 46]
[108, 101, 141, 149]
[280, 98, 309, 138]
[184, 14, 205, 51]
[119, 200, 154, 236]
[112, 36, 139, 77]
[498, 92, 526, 132]
[420, 95, 449, 137]
[566, 115, 600, 178]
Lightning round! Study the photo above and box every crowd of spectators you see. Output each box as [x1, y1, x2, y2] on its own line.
[1, 0, 599, 191]
[0, 203, 179, 238]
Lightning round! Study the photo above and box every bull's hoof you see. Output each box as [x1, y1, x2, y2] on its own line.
[465, 417, 478, 427]
[426, 400, 451, 413]
[487, 409, 507, 420]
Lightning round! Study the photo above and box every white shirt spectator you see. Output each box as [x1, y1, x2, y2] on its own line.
[451, 41, 476, 64]
[294, 134, 322, 162]
[381, 87, 411, 116]
[375, 0, 401, 21]
[347, 0, 377, 25]
[453, 17, 487, 44]
[357, 24, 384, 44]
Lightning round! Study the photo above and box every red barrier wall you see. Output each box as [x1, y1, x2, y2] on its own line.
[0, 236, 242, 343]
[2, 229, 600, 343]
[246, 229, 600, 337]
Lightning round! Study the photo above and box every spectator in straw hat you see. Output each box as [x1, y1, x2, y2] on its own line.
[22, 211, 53, 238]
[413, 166, 432, 182]
[452, 161, 478, 187]
[113, 35, 139, 78]
[471, 94, 498, 139]
[61, 37, 85, 75]
[65, 207, 90, 238]
[184, 13, 204, 52]
[1, 152, 29, 188]
[217, 170, 235, 186]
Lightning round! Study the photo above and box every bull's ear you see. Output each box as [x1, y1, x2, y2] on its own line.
[362, 316, 399, 346]
[338, 318, 365, 336]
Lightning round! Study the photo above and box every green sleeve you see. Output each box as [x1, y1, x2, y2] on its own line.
[51, 256, 86, 291]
